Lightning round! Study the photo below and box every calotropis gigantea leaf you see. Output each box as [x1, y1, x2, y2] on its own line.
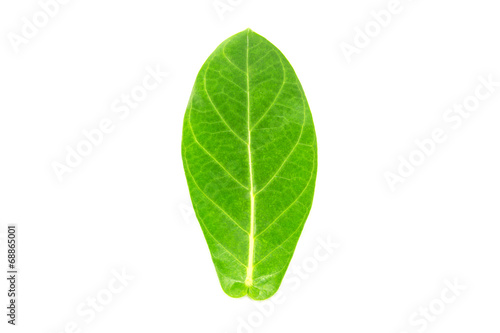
[181, 29, 317, 300]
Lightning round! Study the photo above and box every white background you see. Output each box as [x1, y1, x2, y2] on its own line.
[1, 0, 500, 332]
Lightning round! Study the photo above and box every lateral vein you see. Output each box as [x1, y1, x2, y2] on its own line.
[250, 51, 286, 132]
[197, 215, 248, 268]
[255, 86, 306, 196]
[184, 154, 249, 234]
[203, 61, 248, 145]
[188, 103, 249, 190]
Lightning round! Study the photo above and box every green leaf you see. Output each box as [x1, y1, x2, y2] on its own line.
[181, 29, 317, 300]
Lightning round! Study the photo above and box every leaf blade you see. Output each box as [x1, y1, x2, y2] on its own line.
[182, 29, 317, 300]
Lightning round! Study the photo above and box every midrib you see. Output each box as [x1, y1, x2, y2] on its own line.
[245, 30, 255, 288]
